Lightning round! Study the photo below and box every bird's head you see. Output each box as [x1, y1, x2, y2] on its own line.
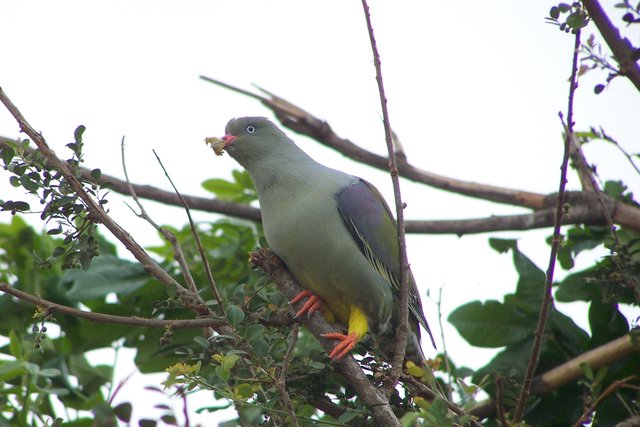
[205, 116, 291, 169]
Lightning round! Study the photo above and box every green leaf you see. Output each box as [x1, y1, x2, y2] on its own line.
[589, 298, 629, 346]
[38, 368, 62, 377]
[448, 300, 536, 347]
[251, 337, 269, 357]
[400, 412, 420, 427]
[489, 238, 517, 253]
[193, 336, 209, 348]
[558, 3, 572, 12]
[202, 178, 241, 199]
[550, 6, 560, 19]
[114, 402, 132, 422]
[225, 304, 245, 328]
[338, 410, 360, 424]
[61, 255, 147, 302]
[20, 174, 40, 193]
[9, 176, 20, 187]
[74, 125, 86, 144]
[233, 383, 254, 400]
[90, 168, 101, 180]
[215, 366, 231, 381]
[244, 324, 265, 342]
[8, 330, 21, 359]
[512, 244, 546, 309]
[0, 362, 27, 383]
[555, 268, 598, 302]
[222, 353, 240, 371]
[566, 11, 588, 29]
[1, 145, 15, 166]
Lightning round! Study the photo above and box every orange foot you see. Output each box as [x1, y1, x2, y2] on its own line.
[322, 332, 358, 360]
[290, 290, 323, 318]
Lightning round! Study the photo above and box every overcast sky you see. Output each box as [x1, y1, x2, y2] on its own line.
[2, 1, 639, 424]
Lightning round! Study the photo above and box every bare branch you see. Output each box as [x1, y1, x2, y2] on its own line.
[200, 76, 547, 209]
[0, 282, 224, 329]
[121, 138, 200, 296]
[2, 138, 640, 235]
[360, 0, 409, 393]
[514, 29, 582, 421]
[151, 149, 227, 316]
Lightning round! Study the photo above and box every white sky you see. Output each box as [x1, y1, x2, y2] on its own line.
[1, 1, 639, 425]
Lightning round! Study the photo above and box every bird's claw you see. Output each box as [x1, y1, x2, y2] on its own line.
[290, 290, 323, 318]
[322, 332, 358, 360]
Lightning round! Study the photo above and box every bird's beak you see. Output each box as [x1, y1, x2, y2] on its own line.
[205, 134, 236, 156]
[222, 134, 237, 145]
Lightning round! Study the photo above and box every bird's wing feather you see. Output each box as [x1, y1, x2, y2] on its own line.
[336, 178, 433, 339]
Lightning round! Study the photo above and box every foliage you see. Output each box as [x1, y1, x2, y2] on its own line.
[1, 4, 640, 426]
[448, 180, 640, 425]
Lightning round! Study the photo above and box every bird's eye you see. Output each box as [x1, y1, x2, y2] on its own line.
[246, 125, 256, 134]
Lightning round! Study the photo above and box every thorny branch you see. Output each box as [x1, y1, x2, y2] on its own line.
[360, 0, 409, 394]
[513, 29, 582, 422]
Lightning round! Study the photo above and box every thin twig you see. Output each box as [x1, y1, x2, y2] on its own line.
[512, 28, 582, 423]
[435, 287, 454, 400]
[495, 376, 509, 427]
[570, 375, 638, 427]
[400, 374, 483, 427]
[276, 322, 300, 427]
[562, 121, 622, 247]
[0, 282, 224, 329]
[152, 150, 226, 316]
[121, 138, 200, 295]
[360, 0, 409, 394]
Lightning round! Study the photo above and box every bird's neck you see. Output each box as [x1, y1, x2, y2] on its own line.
[247, 143, 323, 196]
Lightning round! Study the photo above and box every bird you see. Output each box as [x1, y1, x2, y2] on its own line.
[206, 116, 435, 363]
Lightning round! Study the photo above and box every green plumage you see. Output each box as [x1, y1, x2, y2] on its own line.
[217, 116, 435, 361]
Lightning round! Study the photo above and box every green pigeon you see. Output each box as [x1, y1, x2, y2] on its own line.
[208, 116, 435, 362]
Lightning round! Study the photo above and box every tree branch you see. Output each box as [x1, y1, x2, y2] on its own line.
[2, 136, 638, 235]
[513, 29, 582, 422]
[360, 0, 409, 393]
[250, 249, 400, 427]
[0, 87, 249, 351]
[470, 333, 640, 420]
[581, 0, 640, 92]
[0, 282, 224, 330]
[199, 77, 546, 209]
